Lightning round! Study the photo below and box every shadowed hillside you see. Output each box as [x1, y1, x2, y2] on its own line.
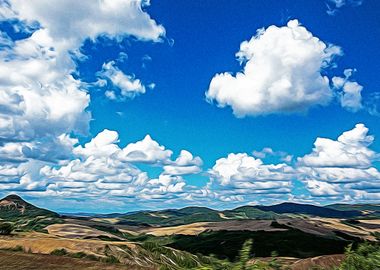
[255, 202, 361, 218]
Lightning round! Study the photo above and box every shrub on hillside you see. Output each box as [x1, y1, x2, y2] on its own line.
[337, 242, 380, 270]
[0, 222, 13, 235]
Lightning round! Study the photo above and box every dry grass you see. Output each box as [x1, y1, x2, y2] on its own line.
[142, 220, 287, 236]
[0, 232, 136, 257]
[309, 218, 362, 233]
[0, 250, 146, 270]
[358, 219, 380, 225]
[46, 223, 124, 240]
[290, 254, 345, 270]
[143, 222, 209, 236]
[90, 218, 120, 224]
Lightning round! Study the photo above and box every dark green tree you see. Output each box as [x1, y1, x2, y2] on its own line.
[0, 222, 13, 235]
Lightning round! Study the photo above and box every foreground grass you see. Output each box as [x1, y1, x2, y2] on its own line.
[0, 250, 143, 270]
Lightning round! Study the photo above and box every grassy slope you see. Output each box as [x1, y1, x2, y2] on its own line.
[0, 250, 142, 270]
[119, 206, 281, 226]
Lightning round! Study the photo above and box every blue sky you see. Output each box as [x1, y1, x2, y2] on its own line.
[0, 0, 379, 212]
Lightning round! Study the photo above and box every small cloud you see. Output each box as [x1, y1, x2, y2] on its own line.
[97, 61, 147, 101]
[326, 0, 364, 16]
[332, 68, 363, 112]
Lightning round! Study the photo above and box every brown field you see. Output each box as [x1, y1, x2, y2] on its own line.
[290, 254, 345, 270]
[46, 223, 125, 240]
[90, 218, 121, 224]
[0, 232, 168, 268]
[142, 220, 288, 236]
[142, 222, 209, 236]
[0, 232, 136, 258]
[358, 219, 380, 225]
[309, 217, 380, 240]
[0, 250, 146, 270]
[140, 217, 380, 240]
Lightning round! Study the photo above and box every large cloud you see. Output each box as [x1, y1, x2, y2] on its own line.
[0, 0, 165, 142]
[206, 20, 342, 117]
[5, 0, 165, 48]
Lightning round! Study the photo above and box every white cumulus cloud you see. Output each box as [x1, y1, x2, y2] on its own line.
[332, 69, 363, 112]
[206, 20, 342, 117]
[97, 61, 146, 100]
[298, 123, 375, 168]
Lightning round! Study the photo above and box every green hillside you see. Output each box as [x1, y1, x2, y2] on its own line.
[119, 206, 282, 226]
[0, 194, 61, 232]
[327, 203, 380, 218]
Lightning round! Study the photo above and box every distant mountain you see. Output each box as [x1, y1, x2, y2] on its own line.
[3, 194, 378, 228]
[255, 202, 361, 218]
[107, 202, 372, 226]
[119, 207, 223, 226]
[117, 205, 282, 226]
[326, 203, 380, 218]
[0, 194, 58, 220]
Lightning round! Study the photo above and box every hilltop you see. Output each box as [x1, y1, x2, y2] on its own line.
[0, 194, 58, 220]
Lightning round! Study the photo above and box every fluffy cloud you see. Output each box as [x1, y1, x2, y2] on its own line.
[297, 123, 380, 200]
[0, 31, 90, 141]
[38, 130, 201, 201]
[206, 124, 380, 203]
[207, 153, 294, 202]
[306, 180, 340, 197]
[0, 0, 165, 145]
[74, 129, 120, 158]
[0, 0, 166, 203]
[2, 122, 380, 207]
[163, 150, 203, 176]
[118, 135, 173, 164]
[206, 20, 342, 117]
[209, 153, 294, 185]
[98, 61, 147, 101]
[4, 0, 165, 49]
[298, 123, 375, 168]
[332, 69, 363, 112]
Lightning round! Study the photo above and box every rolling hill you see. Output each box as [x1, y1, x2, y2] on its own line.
[116, 206, 282, 226]
[114, 203, 364, 226]
[0, 194, 58, 220]
[326, 203, 380, 218]
[255, 202, 361, 218]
